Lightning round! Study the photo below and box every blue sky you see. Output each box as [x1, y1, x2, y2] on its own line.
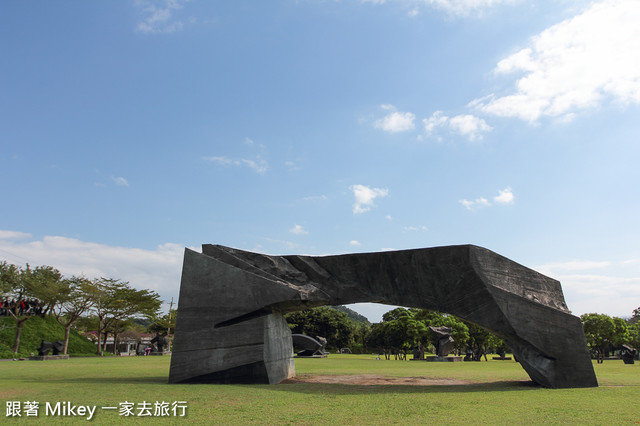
[2, 0, 640, 322]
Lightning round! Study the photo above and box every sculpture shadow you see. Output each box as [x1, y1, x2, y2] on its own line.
[43, 376, 169, 385]
[252, 380, 539, 395]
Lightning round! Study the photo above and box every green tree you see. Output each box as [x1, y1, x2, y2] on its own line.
[50, 276, 98, 354]
[581, 313, 629, 355]
[285, 306, 355, 350]
[628, 322, 640, 350]
[148, 309, 177, 334]
[93, 278, 162, 355]
[1, 262, 63, 354]
[464, 321, 493, 360]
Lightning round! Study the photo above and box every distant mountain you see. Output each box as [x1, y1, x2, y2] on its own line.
[330, 305, 370, 324]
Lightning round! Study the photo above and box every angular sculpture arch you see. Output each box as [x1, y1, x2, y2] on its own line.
[169, 244, 598, 388]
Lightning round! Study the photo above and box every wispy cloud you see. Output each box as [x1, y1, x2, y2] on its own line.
[0, 230, 32, 240]
[0, 231, 183, 302]
[460, 197, 490, 211]
[424, 111, 492, 141]
[403, 225, 428, 232]
[472, 0, 640, 122]
[537, 260, 612, 272]
[302, 195, 328, 202]
[361, 0, 516, 16]
[289, 224, 308, 235]
[460, 187, 513, 210]
[203, 155, 268, 174]
[135, 0, 191, 34]
[111, 176, 130, 187]
[350, 184, 389, 214]
[535, 258, 640, 317]
[374, 105, 416, 133]
[349, 240, 362, 246]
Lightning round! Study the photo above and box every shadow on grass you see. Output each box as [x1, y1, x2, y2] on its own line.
[41, 376, 170, 385]
[253, 380, 539, 395]
[37, 376, 540, 394]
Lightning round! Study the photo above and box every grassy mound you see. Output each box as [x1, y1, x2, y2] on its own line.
[0, 315, 97, 358]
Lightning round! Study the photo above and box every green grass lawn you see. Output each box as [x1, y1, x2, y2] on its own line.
[1, 354, 639, 424]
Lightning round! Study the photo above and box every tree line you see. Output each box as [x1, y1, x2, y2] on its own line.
[286, 305, 640, 359]
[285, 306, 508, 359]
[581, 310, 640, 357]
[0, 261, 164, 356]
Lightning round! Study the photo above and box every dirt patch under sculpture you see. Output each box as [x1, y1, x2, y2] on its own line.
[282, 374, 471, 386]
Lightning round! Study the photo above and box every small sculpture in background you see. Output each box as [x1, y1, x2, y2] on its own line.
[621, 345, 637, 365]
[292, 334, 327, 357]
[37, 339, 64, 356]
[429, 326, 455, 357]
[151, 332, 169, 353]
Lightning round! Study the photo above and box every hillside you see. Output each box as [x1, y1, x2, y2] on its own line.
[330, 305, 370, 324]
[0, 315, 97, 359]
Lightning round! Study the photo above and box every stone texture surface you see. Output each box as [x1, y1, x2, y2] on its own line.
[169, 244, 598, 388]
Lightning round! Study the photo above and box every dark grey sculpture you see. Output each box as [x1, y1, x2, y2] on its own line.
[169, 244, 598, 388]
[429, 326, 455, 357]
[151, 332, 169, 353]
[292, 334, 326, 357]
[37, 339, 64, 356]
[621, 345, 636, 364]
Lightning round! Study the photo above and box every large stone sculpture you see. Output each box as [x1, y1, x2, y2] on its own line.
[169, 244, 598, 388]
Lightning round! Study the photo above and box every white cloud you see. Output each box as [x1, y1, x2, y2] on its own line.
[136, 0, 189, 34]
[112, 176, 130, 187]
[533, 259, 640, 317]
[203, 155, 268, 174]
[448, 114, 493, 141]
[350, 184, 389, 214]
[290, 225, 308, 235]
[427, 0, 516, 16]
[302, 195, 328, 202]
[460, 187, 514, 210]
[241, 158, 268, 174]
[424, 111, 449, 134]
[0, 231, 184, 304]
[537, 260, 612, 272]
[460, 197, 490, 210]
[361, 0, 515, 16]
[374, 105, 416, 133]
[474, 0, 640, 122]
[0, 230, 32, 240]
[423, 111, 492, 141]
[349, 240, 362, 246]
[493, 187, 514, 204]
[403, 225, 428, 232]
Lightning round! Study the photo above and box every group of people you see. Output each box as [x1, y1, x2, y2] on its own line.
[0, 298, 44, 316]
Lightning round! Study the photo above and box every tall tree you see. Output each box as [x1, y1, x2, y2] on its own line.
[148, 309, 176, 334]
[50, 276, 99, 354]
[92, 278, 160, 355]
[101, 280, 161, 355]
[581, 313, 629, 355]
[1, 262, 63, 354]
